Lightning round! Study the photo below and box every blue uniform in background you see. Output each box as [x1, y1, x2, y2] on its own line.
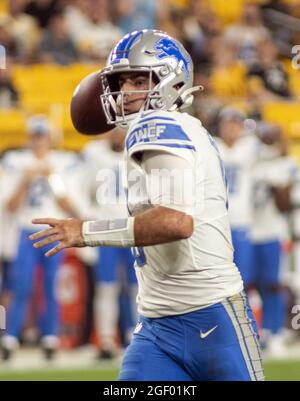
[2, 149, 76, 347]
[6, 230, 62, 337]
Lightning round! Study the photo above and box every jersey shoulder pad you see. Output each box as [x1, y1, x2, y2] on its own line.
[126, 110, 195, 155]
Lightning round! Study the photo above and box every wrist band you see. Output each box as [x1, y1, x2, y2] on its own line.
[82, 217, 135, 247]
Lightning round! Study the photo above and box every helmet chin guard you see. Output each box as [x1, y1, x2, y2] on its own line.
[99, 29, 202, 129]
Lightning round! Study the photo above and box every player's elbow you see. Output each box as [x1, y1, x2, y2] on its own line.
[177, 214, 194, 240]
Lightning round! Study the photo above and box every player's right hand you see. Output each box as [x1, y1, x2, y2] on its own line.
[29, 218, 85, 257]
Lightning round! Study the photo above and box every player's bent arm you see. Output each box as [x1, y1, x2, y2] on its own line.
[6, 174, 33, 213]
[83, 205, 193, 246]
[47, 173, 79, 218]
[30, 206, 194, 257]
[30, 150, 195, 256]
[271, 185, 292, 213]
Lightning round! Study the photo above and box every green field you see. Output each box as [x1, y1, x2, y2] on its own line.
[0, 360, 299, 381]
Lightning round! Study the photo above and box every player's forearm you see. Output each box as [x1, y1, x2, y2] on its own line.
[82, 206, 194, 248]
[272, 185, 292, 213]
[6, 179, 29, 213]
[30, 208, 194, 257]
[134, 206, 194, 246]
[55, 196, 79, 218]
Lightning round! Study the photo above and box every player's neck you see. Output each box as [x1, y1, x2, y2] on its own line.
[223, 138, 238, 148]
[32, 149, 49, 160]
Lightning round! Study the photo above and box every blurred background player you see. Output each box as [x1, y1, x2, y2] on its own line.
[0, 150, 21, 314]
[1, 115, 79, 361]
[250, 122, 298, 356]
[215, 107, 259, 286]
[81, 129, 137, 359]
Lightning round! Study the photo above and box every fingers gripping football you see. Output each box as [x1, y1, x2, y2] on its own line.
[29, 218, 85, 257]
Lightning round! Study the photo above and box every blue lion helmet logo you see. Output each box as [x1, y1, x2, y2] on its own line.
[154, 37, 191, 79]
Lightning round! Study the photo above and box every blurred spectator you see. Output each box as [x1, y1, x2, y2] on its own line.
[64, 0, 90, 37]
[0, 15, 18, 60]
[160, 6, 192, 54]
[248, 38, 293, 101]
[0, 57, 19, 109]
[25, 0, 61, 28]
[224, 2, 271, 66]
[262, 0, 290, 14]
[210, 36, 247, 101]
[262, 0, 300, 57]
[114, 0, 158, 34]
[39, 12, 79, 65]
[65, 0, 122, 62]
[192, 66, 223, 132]
[8, 0, 40, 63]
[182, 0, 221, 65]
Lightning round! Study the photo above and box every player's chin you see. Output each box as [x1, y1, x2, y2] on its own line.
[116, 106, 140, 116]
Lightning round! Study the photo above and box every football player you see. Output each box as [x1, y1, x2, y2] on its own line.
[215, 108, 259, 287]
[1, 115, 79, 361]
[30, 30, 264, 380]
[250, 123, 298, 355]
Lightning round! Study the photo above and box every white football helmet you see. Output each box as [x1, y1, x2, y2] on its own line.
[99, 29, 202, 128]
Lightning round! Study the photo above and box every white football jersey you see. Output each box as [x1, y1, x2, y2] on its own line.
[251, 154, 298, 242]
[1, 152, 23, 259]
[2, 150, 78, 231]
[215, 134, 260, 228]
[124, 110, 243, 318]
[291, 169, 300, 240]
[81, 139, 128, 220]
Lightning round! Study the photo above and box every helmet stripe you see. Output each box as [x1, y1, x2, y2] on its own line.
[111, 30, 143, 64]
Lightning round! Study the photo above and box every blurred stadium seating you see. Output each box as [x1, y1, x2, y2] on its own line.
[0, 64, 101, 151]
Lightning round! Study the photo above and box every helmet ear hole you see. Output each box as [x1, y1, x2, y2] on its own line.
[173, 82, 184, 90]
[152, 72, 160, 85]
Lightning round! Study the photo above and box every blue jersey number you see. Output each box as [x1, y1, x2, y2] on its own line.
[27, 179, 49, 207]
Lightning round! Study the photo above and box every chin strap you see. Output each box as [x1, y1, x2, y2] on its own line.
[170, 85, 204, 111]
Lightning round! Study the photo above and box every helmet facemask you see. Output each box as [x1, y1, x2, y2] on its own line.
[100, 65, 166, 129]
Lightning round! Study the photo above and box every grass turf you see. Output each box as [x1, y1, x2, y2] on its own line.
[0, 360, 299, 381]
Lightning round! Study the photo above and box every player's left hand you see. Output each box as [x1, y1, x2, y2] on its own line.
[29, 218, 85, 257]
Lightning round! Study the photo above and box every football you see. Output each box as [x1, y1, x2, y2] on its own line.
[70, 70, 115, 135]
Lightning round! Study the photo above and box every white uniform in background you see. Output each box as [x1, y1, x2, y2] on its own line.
[291, 168, 300, 299]
[1, 149, 80, 230]
[250, 148, 298, 352]
[214, 134, 259, 285]
[81, 139, 127, 220]
[1, 153, 21, 297]
[82, 139, 137, 353]
[251, 153, 298, 244]
[215, 134, 259, 229]
[1, 148, 80, 353]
